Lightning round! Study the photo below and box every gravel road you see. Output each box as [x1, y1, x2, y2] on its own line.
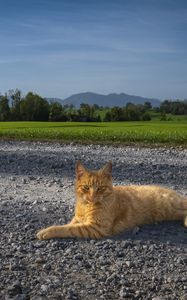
[0, 141, 187, 300]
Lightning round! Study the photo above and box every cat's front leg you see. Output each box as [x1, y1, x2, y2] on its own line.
[37, 222, 109, 240]
[36, 225, 65, 240]
[37, 217, 80, 240]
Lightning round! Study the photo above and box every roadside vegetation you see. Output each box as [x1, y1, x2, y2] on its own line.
[0, 121, 186, 146]
[0, 89, 187, 146]
[0, 89, 187, 122]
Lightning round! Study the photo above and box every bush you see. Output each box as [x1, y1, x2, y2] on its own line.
[142, 112, 151, 121]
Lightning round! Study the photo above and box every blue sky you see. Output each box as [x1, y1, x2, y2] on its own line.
[0, 0, 187, 100]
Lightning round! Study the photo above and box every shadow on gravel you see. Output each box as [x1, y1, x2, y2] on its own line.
[112, 221, 187, 246]
[0, 150, 186, 189]
[34, 219, 187, 246]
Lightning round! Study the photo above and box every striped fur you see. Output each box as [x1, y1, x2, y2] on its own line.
[37, 161, 187, 240]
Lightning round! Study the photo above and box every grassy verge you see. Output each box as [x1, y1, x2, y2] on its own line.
[0, 121, 187, 147]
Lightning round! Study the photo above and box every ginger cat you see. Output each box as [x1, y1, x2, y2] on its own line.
[37, 161, 187, 240]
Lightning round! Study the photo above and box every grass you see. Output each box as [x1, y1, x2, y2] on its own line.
[0, 120, 187, 147]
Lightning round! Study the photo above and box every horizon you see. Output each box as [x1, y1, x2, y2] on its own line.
[49, 91, 161, 101]
[50, 91, 187, 101]
[0, 0, 187, 100]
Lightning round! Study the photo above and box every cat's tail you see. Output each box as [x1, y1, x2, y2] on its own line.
[182, 197, 187, 227]
[175, 195, 187, 227]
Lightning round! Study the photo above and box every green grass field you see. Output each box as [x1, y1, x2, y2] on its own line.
[0, 121, 187, 147]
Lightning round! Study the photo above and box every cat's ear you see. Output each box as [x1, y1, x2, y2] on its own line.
[76, 161, 86, 179]
[100, 161, 112, 178]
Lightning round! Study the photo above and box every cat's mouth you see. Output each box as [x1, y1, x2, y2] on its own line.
[86, 197, 102, 204]
[87, 198, 96, 203]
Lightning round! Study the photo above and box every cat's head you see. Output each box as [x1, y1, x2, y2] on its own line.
[75, 161, 113, 204]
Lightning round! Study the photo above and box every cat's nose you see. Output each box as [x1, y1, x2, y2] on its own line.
[88, 195, 95, 202]
[88, 192, 96, 202]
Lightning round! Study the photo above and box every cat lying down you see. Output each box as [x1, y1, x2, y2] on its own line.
[37, 161, 187, 240]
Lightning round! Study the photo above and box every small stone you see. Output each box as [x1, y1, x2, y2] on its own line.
[167, 277, 172, 283]
[35, 257, 45, 264]
[11, 294, 28, 300]
[116, 251, 124, 258]
[119, 287, 130, 298]
[67, 289, 78, 299]
[7, 281, 22, 296]
[40, 285, 48, 294]
[74, 254, 83, 260]
[30, 297, 48, 300]
[125, 260, 132, 267]
[29, 176, 36, 180]
[42, 264, 51, 271]
[135, 290, 141, 298]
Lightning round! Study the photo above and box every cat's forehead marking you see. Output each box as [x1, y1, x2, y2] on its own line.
[88, 178, 101, 186]
[79, 171, 103, 186]
[87, 173, 101, 185]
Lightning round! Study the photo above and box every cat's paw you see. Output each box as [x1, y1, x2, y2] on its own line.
[36, 227, 54, 240]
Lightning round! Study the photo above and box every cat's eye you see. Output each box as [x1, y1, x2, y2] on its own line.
[97, 186, 105, 192]
[83, 185, 89, 191]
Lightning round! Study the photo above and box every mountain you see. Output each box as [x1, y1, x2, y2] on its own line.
[47, 97, 64, 103]
[60, 92, 161, 108]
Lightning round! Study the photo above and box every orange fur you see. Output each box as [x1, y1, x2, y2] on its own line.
[37, 161, 187, 240]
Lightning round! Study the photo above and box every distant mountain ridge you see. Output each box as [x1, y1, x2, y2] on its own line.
[48, 92, 161, 108]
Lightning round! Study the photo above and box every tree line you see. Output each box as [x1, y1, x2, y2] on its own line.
[0, 89, 187, 122]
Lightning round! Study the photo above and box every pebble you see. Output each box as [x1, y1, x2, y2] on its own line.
[7, 281, 22, 297]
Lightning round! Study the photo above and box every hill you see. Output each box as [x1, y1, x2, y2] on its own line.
[60, 92, 161, 108]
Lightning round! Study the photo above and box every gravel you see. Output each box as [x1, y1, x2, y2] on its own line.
[0, 140, 187, 300]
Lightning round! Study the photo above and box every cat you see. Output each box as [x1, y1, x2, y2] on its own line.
[37, 161, 187, 240]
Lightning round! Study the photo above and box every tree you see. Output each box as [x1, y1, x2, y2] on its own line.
[126, 103, 140, 121]
[96, 115, 101, 122]
[104, 111, 112, 121]
[49, 102, 67, 121]
[160, 111, 167, 121]
[92, 104, 100, 110]
[110, 106, 124, 121]
[9, 89, 22, 120]
[144, 101, 152, 111]
[136, 104, 146, 115]
[20, 92, 49, 121]
[160, 100, 171, 114]
[78, 103, 97, 121]
[79, 103, 91, 121]
[0, 94, 10, 121]
[160, 99, 187, 115]
[171, 101, 185, 115]
[142, 112, 151, 121]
